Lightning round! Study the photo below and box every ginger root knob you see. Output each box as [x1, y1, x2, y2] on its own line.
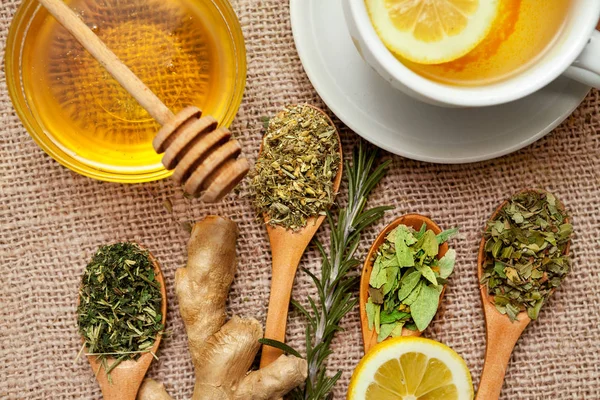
[138, 216, 307, 400]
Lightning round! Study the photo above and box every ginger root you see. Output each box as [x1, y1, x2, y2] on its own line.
[138, 216, 307, 400]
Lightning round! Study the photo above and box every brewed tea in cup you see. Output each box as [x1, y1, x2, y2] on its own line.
[344, 0, 600, 107]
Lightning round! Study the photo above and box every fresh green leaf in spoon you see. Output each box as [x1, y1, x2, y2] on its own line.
[366, 224, 458, 341]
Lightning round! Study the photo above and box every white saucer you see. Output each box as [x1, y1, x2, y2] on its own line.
[290, 0, 591, 163]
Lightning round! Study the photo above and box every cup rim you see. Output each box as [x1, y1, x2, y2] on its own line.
[349, 0, 600, 107]
[5, 0, 247, 183]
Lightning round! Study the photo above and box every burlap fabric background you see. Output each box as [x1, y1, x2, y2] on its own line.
[1, 0, 599, 398]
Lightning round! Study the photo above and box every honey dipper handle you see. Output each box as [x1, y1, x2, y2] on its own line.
[37, 0, 174, 125]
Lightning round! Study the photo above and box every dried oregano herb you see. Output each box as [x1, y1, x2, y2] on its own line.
[366, 224, 458, 341]
[480, 191, 572, 321]
[259, 143, 392, 399]
[77, 243, 163, 375]
[251, 104, 340, 230]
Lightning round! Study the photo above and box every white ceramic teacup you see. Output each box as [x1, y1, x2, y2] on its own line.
[343, 0, 600, 108]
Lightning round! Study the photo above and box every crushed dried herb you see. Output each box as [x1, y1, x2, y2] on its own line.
[366, 224, 458, 341]
[480, 191, 572, 321]
[77, 242, 163, 376]
[251, 104, 340, 230]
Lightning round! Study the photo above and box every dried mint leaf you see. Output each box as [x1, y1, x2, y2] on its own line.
[411, 284, 442, 332]
[378, 323, 397, 342]
[437, 249, 456, 279]
[368, 287, 384, 304]
[480, 191, 572, 322]
[380, 310, 411, 324]
[436, 227, 459, 244]
[366, 223, 458, 341]
[369, 258, 388, 289]
[403, 278, 424, 306]
[365, 298, 378, 331]
[397, 270, 421, 301]
[395, 225, 416, 267]
[390, 323, 405, 337]
[415, 263, 438, 287]
[420, 230, 439, 258]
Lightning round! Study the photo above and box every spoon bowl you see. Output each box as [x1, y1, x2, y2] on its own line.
[260, 104, 343, 368]
[476, 189, 570, 400]
[83, 246, 167, 400]
[359, 214, 448, 354]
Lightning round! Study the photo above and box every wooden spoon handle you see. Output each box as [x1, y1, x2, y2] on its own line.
[260, 247, 305, 368]
[476, 302, 530, 400]
[36, 0, 173, 125]
[98, 383, 138, 400]
[88, 354, 153, 400]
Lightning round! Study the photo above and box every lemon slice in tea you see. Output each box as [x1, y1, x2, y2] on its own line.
[347, 337, 474, 400]
[366, 0, 499, 64]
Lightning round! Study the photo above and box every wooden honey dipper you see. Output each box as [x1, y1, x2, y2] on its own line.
[38, 0, 249, 202]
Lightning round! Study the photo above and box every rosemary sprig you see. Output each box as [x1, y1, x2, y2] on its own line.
[261, 142, 391, 399]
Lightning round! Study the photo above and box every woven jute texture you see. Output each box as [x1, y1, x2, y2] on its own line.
[1, 0, 599, 398]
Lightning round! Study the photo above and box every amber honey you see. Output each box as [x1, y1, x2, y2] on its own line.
[15, 0, 245, 180]
[400, 0, 573, 86]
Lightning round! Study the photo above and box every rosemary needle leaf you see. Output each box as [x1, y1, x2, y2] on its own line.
[287, 142, 392, 399]
[258, 338, 303, 359]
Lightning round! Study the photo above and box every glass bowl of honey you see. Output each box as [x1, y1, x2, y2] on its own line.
[5, 0, 246, 183]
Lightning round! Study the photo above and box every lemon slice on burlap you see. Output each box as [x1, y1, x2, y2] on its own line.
[347, 337, 474, 400]
[366, 0, 499, 64]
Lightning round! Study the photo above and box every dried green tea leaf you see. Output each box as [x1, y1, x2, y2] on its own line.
[527, 299, 544, 320]
[410, 284, 441, 332]
[504, 267, 519, 282]
[495, 302, 507, 315]
[480, 191, 572, 322]
[505, 303, 520, 321]
[493, 261, 507, 278]
[437, 249, 456, 279]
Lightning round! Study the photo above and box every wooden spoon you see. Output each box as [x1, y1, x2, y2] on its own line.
[359, 214, 449, 354]
[259, 105, 343, 368]
[476, 190, 571, 400]
[83, 247, 167, 400]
